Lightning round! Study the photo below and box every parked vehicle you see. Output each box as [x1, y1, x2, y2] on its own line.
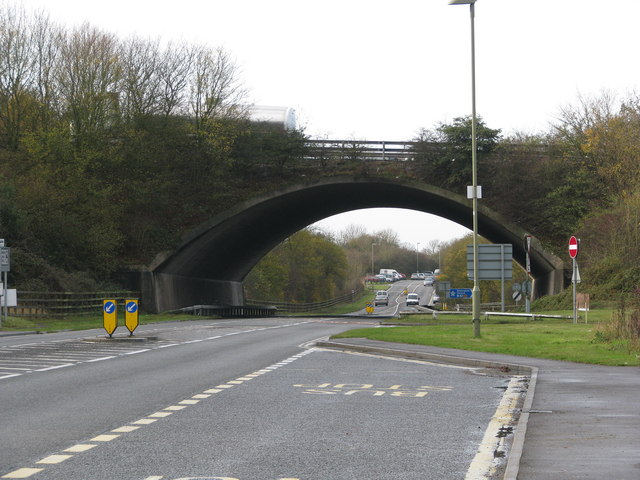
[424, 276, 435, 286]
[379, 269, 401, 281]
[406, 293, 419, 306]
[374, 290, 389, 306]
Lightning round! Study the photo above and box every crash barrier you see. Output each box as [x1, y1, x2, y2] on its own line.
[246, 287, 364, 313]
[178, 304, 277, 317]
[8, 291, 140, 317]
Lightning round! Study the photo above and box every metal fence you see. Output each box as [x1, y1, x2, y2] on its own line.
[246, 288, 364, 313]
[8, 291, 140, 317]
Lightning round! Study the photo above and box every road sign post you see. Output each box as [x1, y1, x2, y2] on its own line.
[125, 299, 139, 335]
[569, 236, 580, 324]
[523, 234, 532, 313]
[103, 300, 118, 337]
[0, 243, 9, 327]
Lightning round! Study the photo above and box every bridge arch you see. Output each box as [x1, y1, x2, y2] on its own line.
[135, 177, 564, 312]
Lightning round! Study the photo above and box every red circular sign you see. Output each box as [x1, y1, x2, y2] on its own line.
[568, 236, 579, 258]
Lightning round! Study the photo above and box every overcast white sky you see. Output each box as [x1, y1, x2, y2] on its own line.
[15, 0, 640, 248]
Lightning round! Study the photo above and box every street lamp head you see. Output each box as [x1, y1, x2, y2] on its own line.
[448, 0, 476, 4]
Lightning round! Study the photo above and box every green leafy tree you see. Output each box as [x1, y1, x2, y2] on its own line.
[413, 116, 501, 189]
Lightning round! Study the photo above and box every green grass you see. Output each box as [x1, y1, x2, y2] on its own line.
[0, 313, 198, 333]
[333, 311, 640, 366]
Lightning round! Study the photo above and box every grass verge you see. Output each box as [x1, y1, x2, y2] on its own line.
[333, 311, 640, 366]
[0, 313, 198, 333]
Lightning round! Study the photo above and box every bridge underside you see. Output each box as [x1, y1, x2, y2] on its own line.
[128, 177, 565, 313]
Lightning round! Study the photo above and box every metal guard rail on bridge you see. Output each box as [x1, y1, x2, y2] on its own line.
[305, 140, 419, 161]
[305, 139, 550, 162]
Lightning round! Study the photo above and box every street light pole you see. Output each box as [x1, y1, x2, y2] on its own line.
[416, 241, 421, 273]
[449, 0, 481, 337]
[371, 242, 377, 276]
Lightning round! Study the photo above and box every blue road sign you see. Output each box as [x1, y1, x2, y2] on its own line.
[103, 301, 116, 314]
[126, 301, 138, 313]
[449, 288, 473, 299]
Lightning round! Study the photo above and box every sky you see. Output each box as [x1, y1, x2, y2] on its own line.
[14, 0, 640, 248]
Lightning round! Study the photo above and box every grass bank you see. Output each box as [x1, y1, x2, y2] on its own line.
[0, 313, 196, 333]
[333, 311, 640, 366]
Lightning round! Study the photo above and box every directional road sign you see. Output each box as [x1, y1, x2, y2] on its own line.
[103, 300, 117, 337]
[449, 288, 473, 299]
[125, 299, 139, 334]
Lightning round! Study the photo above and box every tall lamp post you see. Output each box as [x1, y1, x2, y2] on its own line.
[371, 242, 377, 276]
[416, 242, 421, 273]
[449, 0, 481, 337]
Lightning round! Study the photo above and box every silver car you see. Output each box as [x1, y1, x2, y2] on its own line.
[374, 290, 389, 306]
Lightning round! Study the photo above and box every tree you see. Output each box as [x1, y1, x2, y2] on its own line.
[413, 116, 501, 189]
[0, 4, 35, 149]
[119, 36, 164, 122]
[57, 23, 121, 143]
[189, 45, 247, 132]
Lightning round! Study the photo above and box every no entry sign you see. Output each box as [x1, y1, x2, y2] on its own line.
[569, 236, 579, 258]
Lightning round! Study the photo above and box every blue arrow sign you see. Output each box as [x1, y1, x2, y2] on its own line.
[104, 301, 116, 314]
[449, 288, 473, 299]
[126, 301, 138, 313]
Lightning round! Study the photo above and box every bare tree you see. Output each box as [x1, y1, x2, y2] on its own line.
[189, 45, 247, 130]
[30, 10, 63, 132]
[119, 35, 163, 121]
[0, 4, 35, 149]
[158, 41, 193, 118]
[57, 23, 121, 140]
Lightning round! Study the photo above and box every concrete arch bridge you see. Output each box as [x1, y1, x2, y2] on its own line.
[129, 177, 564, 313]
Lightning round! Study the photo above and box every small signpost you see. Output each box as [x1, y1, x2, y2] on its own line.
[365, 303, 374, 314]
[569, 236, 580, 324]
[0, 240, 10, 327]
[125, 299, 139, 335]
[103, 300, 118, 337]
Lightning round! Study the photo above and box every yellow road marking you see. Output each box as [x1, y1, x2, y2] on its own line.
[148, 411, 173, 418]
[64, 444, 96, 453]
[203, 388, 222, 394]
[2, 468, 44, 478]
[164, 405, 187, 411]
[112, 426, 140, 433]
[215, 384, 234, 389]
[227, 380, 244, 384]
[236, 376, 254, 380]
[37, 454, 72, 464]
[90, 434, 120, 442]
[132, 418, 157, 425]
[465, 376, 525, 479]
[192, 394, 210, 399]
[179, 399, 200, 405]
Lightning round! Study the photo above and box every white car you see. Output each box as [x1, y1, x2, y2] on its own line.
[406, 293, 420, 306]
